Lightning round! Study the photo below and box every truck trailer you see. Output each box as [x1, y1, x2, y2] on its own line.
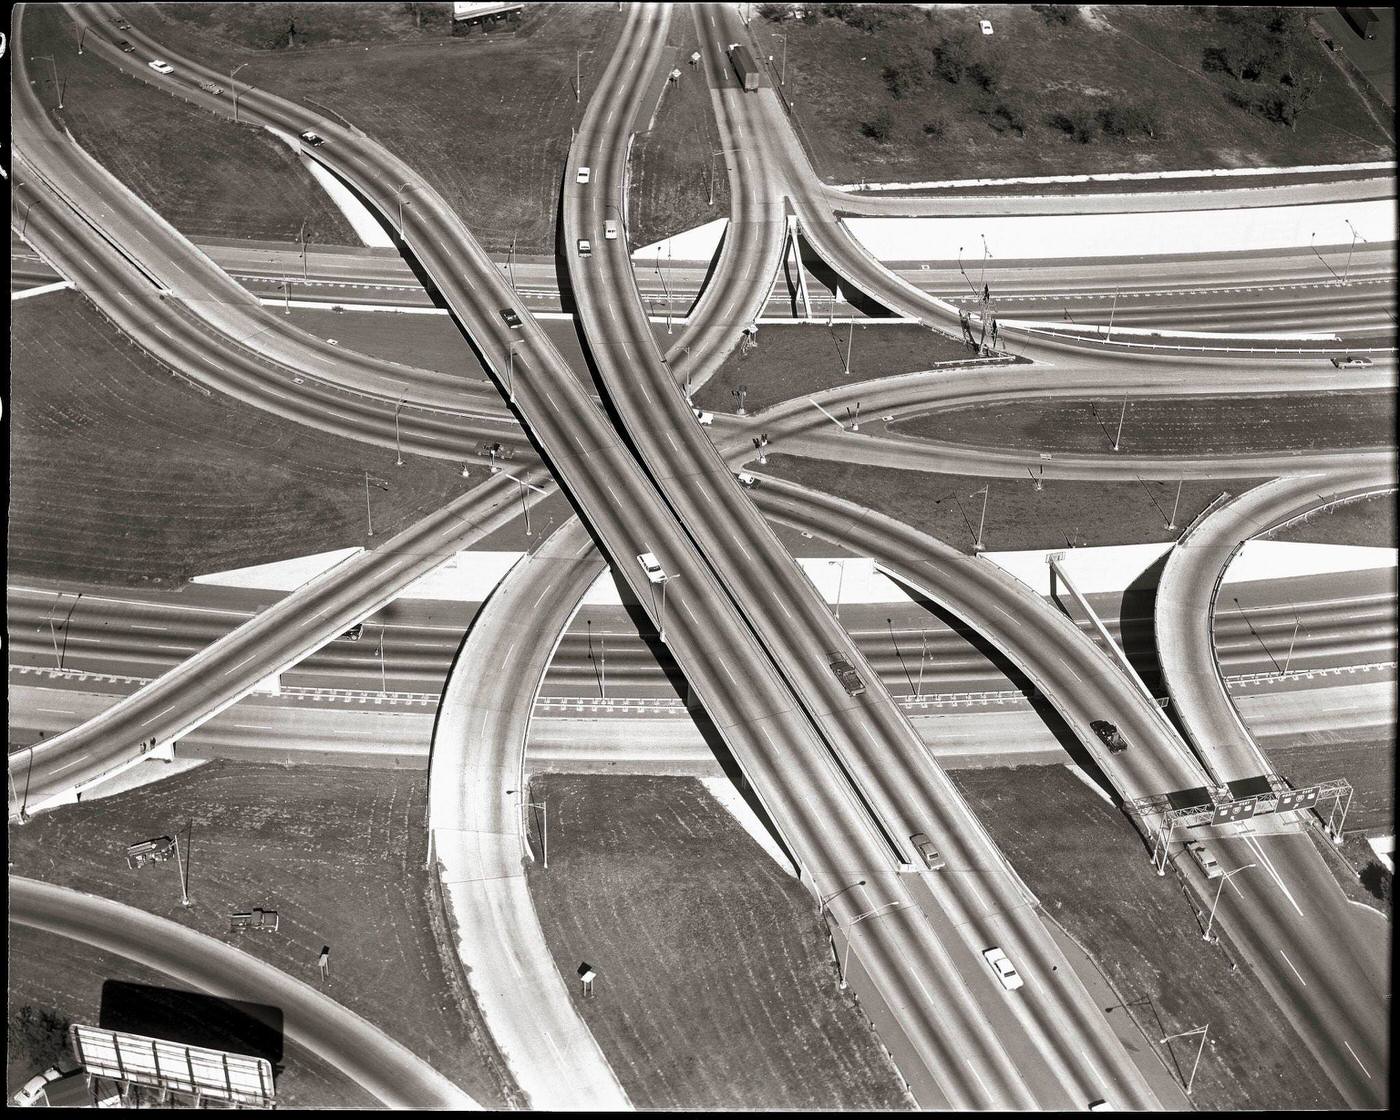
[728, 43, 761, 91]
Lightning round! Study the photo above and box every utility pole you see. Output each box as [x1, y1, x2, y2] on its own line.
[1112, 396, 1127, 452]
[1282, 617, 1300, 676]
[829, 560, 845, 621]
[839, 901, 902, 988]
[576, 48, 581, 103]
[529, 800, 548, 868]
[974, 486, 989, 552]
[1160, 1025, 1210, 1096]
[1106, 287, 1119, 343]
[1167, 479, 1183, 531]
[917, 631, 927, 701]
[1344, 219, 1363, 285]
[172, 830, 191, 907]
[781, 31, 788, 85]
[844, 318, 854, 377]
[394, 397, 405, 466]
[77, 26, 87, 54]
[299, 218, 308, 280]
[231, 63, 249, 122]
[364, 471, 389, 536]
[505, 340, 521, 403]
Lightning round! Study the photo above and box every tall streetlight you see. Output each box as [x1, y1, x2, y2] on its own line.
[1282, 616, 1301, 676]
[916, 630, 928, 701]
[1202, 863, 1255, 943]
[780, 31, 788, 85]
[393, 397, 405, 466]
[498, 468, 545, 537]
[33, 55, 62, 110]
[979, 234, 992, 298]
[655, 247, 674, 334]
[376, 624, 388, 693]
[955, 246, 980, 300]
[231, 62, 249, 122]
[504, 340, 523, 403]
[1159, 1025, 1210, 1095]
[1105, 287, 1120, 344]
[364, 471, 389, 536]
[1112, 395, 1127, 452]
[395, 182, 417, 238]
[1167, 479, 1184, 531]
[1344, 219, 1364, 285]
[973, 486, 989, 552]
[708, 146, 740, 207]
[529, 799, 548, 868]
[1308, 231, 1342, 284]
[817, 879, 865, 916]
[839, 901, 902, 988]
[77, 26, 87, 54]
[171, 829, 191, 908]
[656, 571, 683, 645]
[298, 218, 309, 280]
[587, 619, 607, 700]
[828, 559, 846, 621]
[843, 318, 854, 377]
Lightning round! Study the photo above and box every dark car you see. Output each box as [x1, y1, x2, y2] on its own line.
[299, 130, 326, 147]
[118, 39, 136, 52]
[828, 651, 865, 696]
[1090, 719, 1128, 753]
[339, 623, 364, 642]
[499, 307, 522, 330]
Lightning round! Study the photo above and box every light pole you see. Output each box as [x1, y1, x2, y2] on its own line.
[829, 559, 845, 621]
[817, 878, 865, 916]
[1112, 396, 1127, 452]
[588, 619, 607, 700]
[576, 48, 582, 103]
[1105, 287, 1120, 344]
[1167, 479, 1183, 531]
[395, 183, 416, 238]
[1309, 231, 1342, 284]
[917, 631, 927, 701]
[840, 901, 902, 988]
[499, 468, 545, 537]
[364, 471, 389, 536]
[1282, 618, 1301, 676]
[844, 318, 854, 377]
[655, 248, 674, 334]
[394, 397, 405, 466]
[956, 246, 979, 299]
[299, 218, 308, 280]
[377, 624, 388, 693]
[656, 572, 683, 645]
[171, 830, 191, 907]
[979, 234, 992, 297]
[282, 278, 291, 316]
[780, 31, 787, 85]
[77, 26, 87, 54]
[34, 56, 62, 110]
[708, 147, 739, 206]
[974, 486, 989, 552]
[505, 340, 522, 403]
[231, 62, 249, 122]
[508, 233, 517, 289]
[1202, 863, 1254, 943]
[529, 800, 548, 868]
[1159, 1025, 1210, 1095]
[1344, 219, 1363, 285]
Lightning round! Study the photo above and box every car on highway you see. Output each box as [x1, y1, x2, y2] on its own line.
[147, 59, 174, 74]
[1088, 1100, 1116, 1112]
[577, 238, 592, 257]
[1186, 841, 1222, 879]
[1330, 355, 1373, 368]
[12, 1066, 71, 1107]
[499, 307, 522, 329]
[982, 946, 1023, 990]
[339, 623, 364, 642]
[909, 832, 945, 871]
[692, 407, 715, 426]
[604, 219, 619, 240]
[118, 39, 136, 52]
[735, 471, 758, 488]
[827, 651, 865, 696]
[637, 551, 667, 583]
[299, 130, 326, 147]
[1090, 719, 1128, 753]
[576, 166, 591, 184]
[979, 18, 994, 35]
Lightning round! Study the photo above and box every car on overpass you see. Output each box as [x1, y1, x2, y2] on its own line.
[299, 130, 326, 147]
[147, 59, 174, 74]
[909, 832, 945, 871]
[499, 307, 522, 329]
[1330, 355, 1373, 368]
[982, 946, 1023, 990]
[118, 39, 135, 52]
[637, 551, 667, 583]
[1186, 841, 1222, 879]
[827, 652, 865, 696]
[576, 166, 591, 184]
[1090, 719, 1129, 753]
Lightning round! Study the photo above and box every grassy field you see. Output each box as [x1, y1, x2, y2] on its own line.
[8, 292, 481, 588]
[747, 5, 1393, 185]
[523, 775, 910, 1110]
[151, 2, 462, 49]
[950, 765, 1344, 1110]
[893, 392, 1397, 455]
[1257, 732, 1394, 834]
[693, 323, 972, 413]
[761, 453, 1261, 553]
[141, 2, 622, 254]
[626, 9, 730, 249]
[22, 6, 356, 246]
[5, 925, 377, 1108]
[5, 762, 517, 1107]
[1266, 490, 1398, 548]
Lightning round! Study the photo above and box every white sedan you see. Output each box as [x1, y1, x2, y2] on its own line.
[147, 59, 174, 74]
[982, 946, 1024, 990]
[576, 166, 591, 184]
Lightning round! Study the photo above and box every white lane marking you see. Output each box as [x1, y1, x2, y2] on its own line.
[1278, 949, 1306, 986]
[139, 705, 175, 728]
[51, 753, 91, 774]
[156, 644, 189, 651]
[1244, 835, 1305, 918]
[1343, 1040, 1371, 1078]
[131, 624, 169, 631]
[35, 707, 75, 714]
[233, 724, 275, 730]
[228, 654, 257, 673]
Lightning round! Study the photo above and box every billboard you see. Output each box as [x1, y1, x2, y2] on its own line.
[70, 1025, 274, 1108]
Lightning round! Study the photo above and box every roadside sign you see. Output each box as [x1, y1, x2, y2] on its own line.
[1211, 800, 1257, 826]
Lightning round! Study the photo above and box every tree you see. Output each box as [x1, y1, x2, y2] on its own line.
[883, 57, 925, 100]
[1360, 861, 1393, 905]
[1273, 67, 1321, 130]
[983, 99, 1026, 136]
[1031, 4, 1076, 26]
[1053, 105, 1101, 143]
[933, 30, 971, 84]
[967, 51, 1004, 93]
[8, 1006, 72, 1073]
[756, 2, 790, 21]
[860, 109, 895, 142]
[923, 113, 950, 139]
[819, 3, 855, 20]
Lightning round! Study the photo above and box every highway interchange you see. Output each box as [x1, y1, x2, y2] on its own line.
[8, 1, 1395, 1111]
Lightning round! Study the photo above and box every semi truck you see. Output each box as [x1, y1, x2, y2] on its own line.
[728, 43, 761, 91]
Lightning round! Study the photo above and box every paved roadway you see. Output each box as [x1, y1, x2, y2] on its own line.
[424, 519, 628, 1109]
[8, 877, 479, 1109]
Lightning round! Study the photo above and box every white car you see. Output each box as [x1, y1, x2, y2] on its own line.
[147, 58, 174, 74]
[1186, 841, 1222, 879]
[299, 130, 325, 147]
[1330, 355, 1372, 369]
[577, 238, 592, 257]
[13, 1067, 65, 1107]
[735, 471, 758, 487]
[692, 407, 715, 426]
[576, 166, 591, 184]
[979, 19, 994, 35]
[604, 219, 619, 240]
[982, 946, 1024, 990]
[637, 551, 667, 583]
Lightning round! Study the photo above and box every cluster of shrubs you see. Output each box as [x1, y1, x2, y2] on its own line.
[1203, 7, 1323, 130]
[1050, 100, 1162, 144]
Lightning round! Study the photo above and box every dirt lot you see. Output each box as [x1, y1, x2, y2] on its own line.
[1266, 490, 1398, 548]
[746, 5, 1393, 185]
[893, 392, 1396, 455]
[8, 292, 482, 588]
[523, 774, 911, 1110]
[139, 2, 622, 254]
[950, 765, 1344, 1110]
[21, 6, 356, 246]
[693, 323, 971, 413]
[5, 762, 516, 1107]
[6, 924, 377, 1108]
[761, 453, 1261, 553]
[627, 10, 731, 249]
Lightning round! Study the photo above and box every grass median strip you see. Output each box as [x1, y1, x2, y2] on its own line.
[523, 774, 912, 1110]
[1265, 490, 1398, 549]
[9, 292, 483, 588]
